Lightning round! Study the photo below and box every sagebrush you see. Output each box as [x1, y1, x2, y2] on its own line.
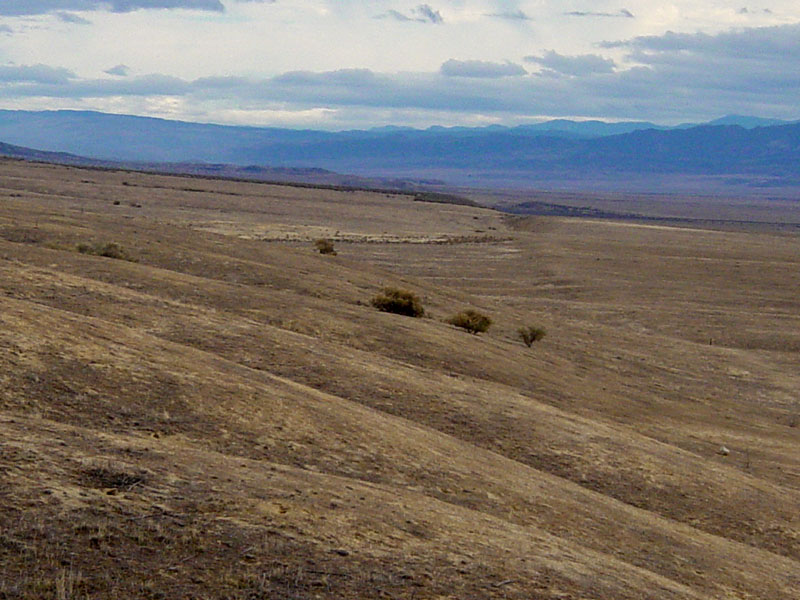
[314, 238, 337, 255]
[448, 309, 492, 334]
[371, 287, 424, 317]
[76, 242, 137, 262]
[518, 325, 546, 347]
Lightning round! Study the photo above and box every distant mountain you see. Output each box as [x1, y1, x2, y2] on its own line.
[0, 139, 89, 164]
[571, 124, 800, 176]
[706, 115, 795, 128]
[0, 110, 336, 163]
[0, 110, 689, 163]
[512, 119, 666, 138]
[228, 122, 800, 180]
[0, 137, 442, 192]
[0, 110, 798, 194]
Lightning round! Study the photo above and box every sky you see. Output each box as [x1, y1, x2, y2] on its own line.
[0, 0, 798, 129]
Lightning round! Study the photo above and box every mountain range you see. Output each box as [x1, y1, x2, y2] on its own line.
[0, 110, 798, 194]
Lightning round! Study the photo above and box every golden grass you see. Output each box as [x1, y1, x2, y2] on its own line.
[0, 158, 798, 599]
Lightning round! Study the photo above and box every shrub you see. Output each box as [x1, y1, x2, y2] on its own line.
[370, 287, 424, 317]
[83, 464, 145, 490]
[448, 309, 492, 334]
[314, 238, 337, 255]
[76, 242, 137, 262]
[518, 325, 546, 347]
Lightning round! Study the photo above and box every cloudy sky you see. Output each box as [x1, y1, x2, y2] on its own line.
[0, 0, 798, 129]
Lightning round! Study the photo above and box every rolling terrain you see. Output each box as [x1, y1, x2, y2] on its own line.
[1, 159, 799, 599]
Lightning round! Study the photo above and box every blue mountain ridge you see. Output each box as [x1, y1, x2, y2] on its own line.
[0, 110, 797, 189]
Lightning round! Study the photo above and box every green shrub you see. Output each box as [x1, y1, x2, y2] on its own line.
[518, 325, 546, 347]
[76, 242, 137, 262]
[314, 238, 337, 255]
[448, 309, 492, 334]
[370, 287, 424, 317]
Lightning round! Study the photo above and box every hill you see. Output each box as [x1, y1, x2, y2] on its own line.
[1, 110, 799, 195]
[1, 159, 799, 599]
[0, 139, 448, 194]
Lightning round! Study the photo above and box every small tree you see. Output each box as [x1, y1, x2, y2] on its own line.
[314, 238, 337, 255]
[371, 287, 424, 317]
[448, 309, 492, 334]
[518, 325, 546, 347]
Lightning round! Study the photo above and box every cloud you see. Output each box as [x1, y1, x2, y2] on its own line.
[485, 10, 532, 21]
[0, 64, 76, 84]
[273, 68, 378, 88]
[104, 64, 131, 76]
[0, 1, 227, 16]
[15, 72, 190, 97]
[738, 7, 773, 15]
[414, 4, 443, 23]
[198, 24, 800, 121]
[565, 9, 634, 18]
[56, 11, 92, 23]
[525, 51, 615, 76]
[193, 75, 251, 88]
[381, 9, 415, 22]
[1, 24, 799, 126]
[0, 25, 13, 34]
[378, 4, 443, 24]
[602, 22, 799, 58]
[440, 59, 526, 78]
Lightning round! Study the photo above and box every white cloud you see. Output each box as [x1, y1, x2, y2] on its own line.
[0, 1, 226, 15]
[104, 64, 131, 76]
[55, 11, 92, 23]
[525, 51, 616, 76]
[440, 59, 526, 78]
[0, 64, 76, 84]
[485, 10, 532, 21]
[415, 4, 443, 23]
[564, 9, 634, 18]
[377, 4, 444, 24]
[0, 3, 799, 127]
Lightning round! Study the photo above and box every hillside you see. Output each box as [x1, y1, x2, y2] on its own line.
[1, 159, 799, 599]
[0, 138, 439, 192]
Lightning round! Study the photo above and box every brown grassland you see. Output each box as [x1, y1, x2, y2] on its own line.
[0, 159, 799, 599]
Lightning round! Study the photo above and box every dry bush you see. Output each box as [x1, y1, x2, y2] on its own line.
[82, 463, 146, 490]
[448, 309, 492, 334]
[518, 325, 546, 347]
[76, 242, 137, 262]
[370, 287, 424, 318]
[314, 238, 337, 255]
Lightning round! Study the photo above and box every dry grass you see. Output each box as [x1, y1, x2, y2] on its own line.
[0, 158, 799, 599]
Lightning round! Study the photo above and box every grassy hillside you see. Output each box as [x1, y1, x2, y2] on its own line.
[0, 159, 798, 599]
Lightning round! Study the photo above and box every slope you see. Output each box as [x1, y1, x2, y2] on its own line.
[1, 159, 798, 599]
